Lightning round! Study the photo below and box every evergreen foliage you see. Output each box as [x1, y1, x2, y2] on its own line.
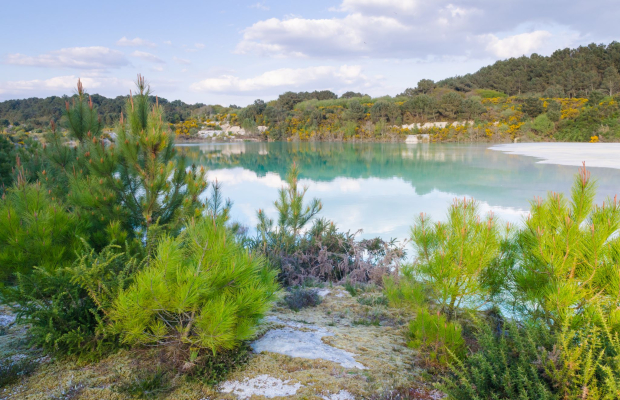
[0, 134, 15, 191]
[410, 199, 510, 316]
[440, 322, 556, 400]
[0, 175, 82, 283]
[111, 216, 279, 354]
[71, 75, 207, 246]
[512, 164, 620, 328]
[407, 308, 465, 366]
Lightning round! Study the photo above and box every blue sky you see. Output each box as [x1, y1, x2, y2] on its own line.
[1, 0, 617, 105]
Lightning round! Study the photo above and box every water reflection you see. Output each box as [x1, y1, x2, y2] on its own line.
[177, 142, 620, 241]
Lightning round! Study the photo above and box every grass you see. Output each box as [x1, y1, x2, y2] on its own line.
[357, 295, 389, 307]
[116, 368, 173, 398]
[0, 356, 38, 388]
[283, 287, 322, 312]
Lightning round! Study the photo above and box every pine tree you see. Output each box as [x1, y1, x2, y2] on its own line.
[513, 164, 620, 328]
[110, 216, 279, 355]
[410, 198, 511, 316]
[70, 75, 207, 246]
[0, 134, 15, 192]
[602, 66, 620, 96]
[42, 80, 102, 199]
[0, 169, 83, 283]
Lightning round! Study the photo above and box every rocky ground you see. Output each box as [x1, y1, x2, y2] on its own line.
[0, 287, 444, 399]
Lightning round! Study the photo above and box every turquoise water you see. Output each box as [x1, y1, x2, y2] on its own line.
[177, 142, 620, 242]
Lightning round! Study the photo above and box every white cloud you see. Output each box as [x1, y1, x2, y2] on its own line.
[6, 47, 129, 70]
[173, 56, 191, 65]
[0, 75, 132, 97]
[116, 36, 156, 47]
[235, 0, 591, 60]
[195, 43, 205, 49]
[131, 50, 165, 64]
[190, 65, 378, 93]
[249, 2, 270, 10]
[484, 31, 553, 58]
[163, 40, 172, 45]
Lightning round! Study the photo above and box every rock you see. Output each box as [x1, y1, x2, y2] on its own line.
[0, 314, 16, 327]
[252, 323, 366, 369]
[220, 375, 302, 399]
[323, 390, 356, 400]
[317, 289, 331, 297]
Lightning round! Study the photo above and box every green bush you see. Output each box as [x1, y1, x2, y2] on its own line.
[532, 113, 554, 134]
[407, 308, 465, 366]
[512, 165, 620, 327]
[9, 268, 110, 358]
[383, 270, 426, 310]
[111, 216, 279, 355]
[0, 134, 15, 191]
[0, 356, 38, 388]
[283, 287, 322, 311]
[410, 199, 509, 316]
[440, 322, 556, 399]
[0, 179, 83, 284]
[543, 317, 620, 399]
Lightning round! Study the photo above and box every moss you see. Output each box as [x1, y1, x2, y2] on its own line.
[0, 286, 430, 399]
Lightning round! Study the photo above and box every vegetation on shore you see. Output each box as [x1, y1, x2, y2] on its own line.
[1, 70, 620, 399]
[3, 42, 620, 145]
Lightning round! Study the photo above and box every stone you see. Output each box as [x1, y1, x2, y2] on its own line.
[252, 322, 366, 369]
[323, 390, 356, 400]
[220, 375, 302, 399]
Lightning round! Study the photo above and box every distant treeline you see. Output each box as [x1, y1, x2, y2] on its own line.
[0, 94, 206, 131]
[437, 42, 620, 97]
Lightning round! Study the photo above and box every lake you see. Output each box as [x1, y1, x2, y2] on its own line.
[177, 142, 620, 243]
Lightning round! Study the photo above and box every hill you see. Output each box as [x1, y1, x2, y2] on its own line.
[0, 94, 206, 132]
[437, 42, 620, 97]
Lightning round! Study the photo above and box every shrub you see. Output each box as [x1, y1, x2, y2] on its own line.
[256, 165, 405, 285]
[111, 216, 279, 357]
[410, 198, 510, 316]
[543, 313, 620, 399]
[512, 165, 620, 327]
[9, 268, 109, 358]
[407, 308, 465, 366]
[116, 368, 173, 398]
[0, 178, 83, 284]
[383, 271, 426, 310]
[532, 113, 554, 134]
[440, 322, 556, 399]
[283, 287, 322, 311]
[0, 134, 15, 191]
[0, 357, 38, 388]
[523, 97, 544, 118]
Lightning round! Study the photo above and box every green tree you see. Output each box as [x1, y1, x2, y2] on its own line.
[523, 97, 544, 118]
[417, 79, 436, 94]
[602, 66, 620, 96]
[0, 134, 15, 191]
[410, 199, 509, 316]
[73, 75, 208, 246]
[512, 165, 620, 327]
[532, 113, 554, 134]
[461, 98, 486, 119]
[546, 100, 562, 122]
[438, 92, 463, 119]
[256, 163, 322, 255]
[0, 173, 83, 284]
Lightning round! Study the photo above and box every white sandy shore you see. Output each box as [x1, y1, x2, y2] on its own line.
[489, 143, 620, 170]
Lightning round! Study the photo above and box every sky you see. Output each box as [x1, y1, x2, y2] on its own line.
[0, 0, 617, 106]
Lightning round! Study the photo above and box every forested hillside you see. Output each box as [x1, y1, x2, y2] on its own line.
[437, 42, 620, 97]
[0, 94, 205, 131]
